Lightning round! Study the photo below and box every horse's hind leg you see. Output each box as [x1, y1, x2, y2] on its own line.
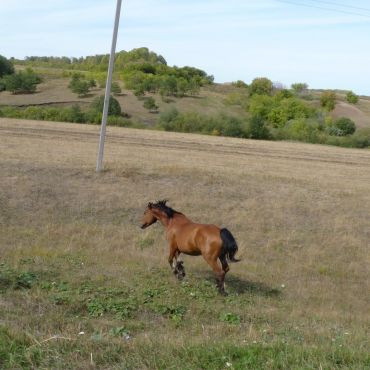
[219, 255, 230, 274]
[203, 256, 227, 295]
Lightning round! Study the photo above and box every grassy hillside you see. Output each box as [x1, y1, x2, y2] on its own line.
[1, 67, 370, 129]
[1, 118, 369, 369]
[0, 70, 246, 125]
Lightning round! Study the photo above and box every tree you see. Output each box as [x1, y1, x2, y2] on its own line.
[291, 83, 308, 93]
[90, 95, 122, 116]
[346, 91, 358, 104]
[88, 79, 97, 88]
[320, 91, 336, 111]
[0, 55, 14, 77]
[143, 97, 158, 112]
[111, 82, 122, 96]
[68, 74, 90, 97]
[2, 68, 42, 94]
[249, 77, 273, 96]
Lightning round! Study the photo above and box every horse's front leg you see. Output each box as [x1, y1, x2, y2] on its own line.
[168, 244, 185, 280]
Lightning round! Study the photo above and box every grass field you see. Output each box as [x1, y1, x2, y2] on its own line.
[1, 117, 370, 369]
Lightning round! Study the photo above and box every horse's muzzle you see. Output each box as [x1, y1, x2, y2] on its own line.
[140, 224, 148, 229]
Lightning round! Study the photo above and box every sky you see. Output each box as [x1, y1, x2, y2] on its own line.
[1, 0, 370, 95]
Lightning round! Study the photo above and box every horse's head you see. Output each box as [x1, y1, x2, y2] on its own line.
[140, 202, 158, 229]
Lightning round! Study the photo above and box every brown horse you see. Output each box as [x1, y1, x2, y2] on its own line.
[140, 200, 240, 295]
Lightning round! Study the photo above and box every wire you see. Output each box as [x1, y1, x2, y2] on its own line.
[276, 0, 370, 19]
[307, 0, 370, 13]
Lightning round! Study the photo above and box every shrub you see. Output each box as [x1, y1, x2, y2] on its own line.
[267, 98, 312, 128]
[247, 115, 270, 140]
[248, 94, 275, 119]
[326, 117, 356, 136]
[2, 68, 42, 94]
[346, 91, 358, 104]
[88, 79, 97, 88]
[232, 80, 248, 88]
[111, 82, 122, 96]
[68, 75, 90, 97]
[291, 83, 308, 94]
[349, 128, 370, 148]
[249, 77, 273, 96]
[143, 97, 158, 112]
[159, 107, 179, 125]
[283, 118, 323, 143]
[320, 91, 336, 111]
[158, 109, 248, 138]
[90, 95, 122, 116]
[275, 89, 294, 100]
[0, 55, 14, 77]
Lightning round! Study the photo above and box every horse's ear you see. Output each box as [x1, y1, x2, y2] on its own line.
[148, 202, 153, 209]
[162, 199, 168, 205]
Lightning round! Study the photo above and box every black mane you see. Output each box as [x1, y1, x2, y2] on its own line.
[151, 200, 181, 218]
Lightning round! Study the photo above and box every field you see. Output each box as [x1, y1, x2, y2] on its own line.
[1, 117, 370, 369]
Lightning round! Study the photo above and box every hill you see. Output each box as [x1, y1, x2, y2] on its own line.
[1, 49, 370, 148]
[1, 118, 370, 368]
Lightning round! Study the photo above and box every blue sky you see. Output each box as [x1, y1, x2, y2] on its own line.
[1, 0, 370, 94]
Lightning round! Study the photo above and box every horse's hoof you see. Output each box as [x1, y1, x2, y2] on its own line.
[219, 290, 228, 296]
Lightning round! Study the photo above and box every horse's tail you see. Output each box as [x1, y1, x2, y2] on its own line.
[220, 228, 240, 263]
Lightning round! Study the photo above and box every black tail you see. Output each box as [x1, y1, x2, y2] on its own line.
[220, 228, 240, 263]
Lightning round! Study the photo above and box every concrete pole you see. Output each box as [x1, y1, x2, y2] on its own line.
[96, 0, 122, 172]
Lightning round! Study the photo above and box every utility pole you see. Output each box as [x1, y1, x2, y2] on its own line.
[96, 0, 122, 172]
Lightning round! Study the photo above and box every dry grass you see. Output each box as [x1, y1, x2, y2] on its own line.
[1, 118, 370, 369]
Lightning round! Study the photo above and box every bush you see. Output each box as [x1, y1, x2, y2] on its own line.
[349, 128, 370, 148]
[346, 91, 358, 104]
[111, 82, 122, 96]
[291, 83, 308, 93]
[90, 95, 122, 116]
[232, 80, 248, 88]
[282, 118, 323, 143]
[248, 94, 275, 119]
[68, 74, 90, 97]
[249, 77, 273, 96]
[326, 117, 356, 136]
[0, 55, 14, 77]
[88, 79, 97, 88]
[320, 91, 336, 111]
[158, 109, 248, 138]
[2, 68, 42, 94]
[143, 97, 158, 112]
[247, 115, 270, 140]
[267, 98, 312, 128]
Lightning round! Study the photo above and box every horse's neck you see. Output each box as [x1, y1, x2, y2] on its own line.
[169, 213, 191, 226]
[157, 212, 190, 228]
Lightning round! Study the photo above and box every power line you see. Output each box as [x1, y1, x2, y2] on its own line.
[307, 0, 370, 13]
[276, 0, 370, 19]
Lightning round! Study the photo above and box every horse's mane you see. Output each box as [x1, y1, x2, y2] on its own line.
[151, 200, 182, 219]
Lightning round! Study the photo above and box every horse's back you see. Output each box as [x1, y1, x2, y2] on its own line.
[176, 222, 221, 255]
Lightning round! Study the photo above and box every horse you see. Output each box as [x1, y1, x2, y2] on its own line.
[140, 200, 240, 295]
